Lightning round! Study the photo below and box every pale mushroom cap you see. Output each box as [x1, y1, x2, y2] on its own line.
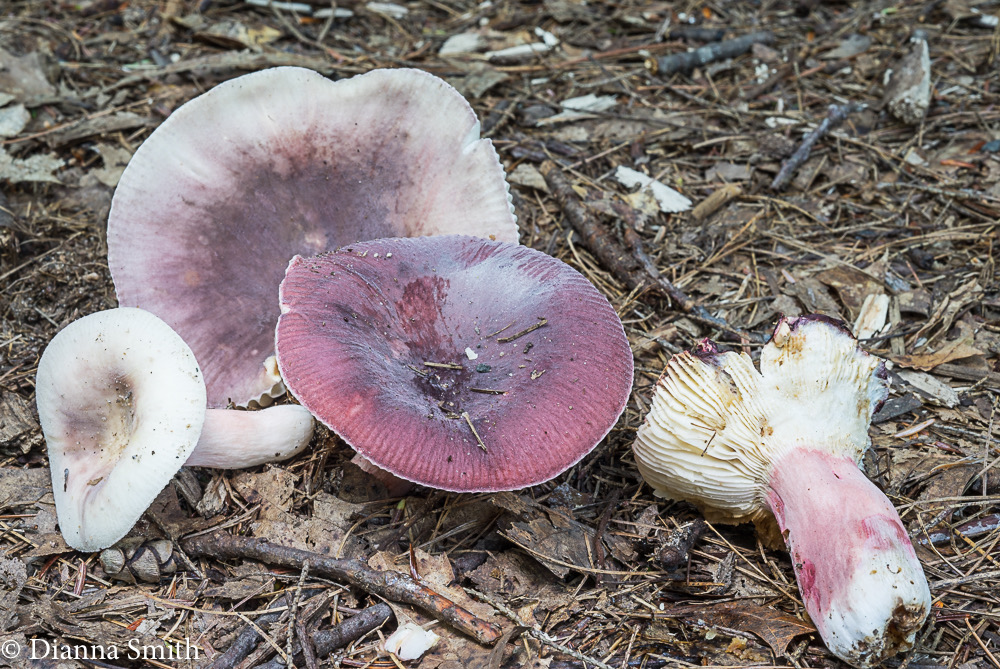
[108, 66, 517, 409]
[633, 315, 888, 525]
[36, 308, 206, 551]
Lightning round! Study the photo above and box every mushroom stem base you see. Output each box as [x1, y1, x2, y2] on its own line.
[766, 448, 930, 668]
[351, 453, 415, 497]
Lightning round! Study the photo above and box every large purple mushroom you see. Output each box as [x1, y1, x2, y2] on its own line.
[275, 235, 634, 492]
[108, 67, 516, 408]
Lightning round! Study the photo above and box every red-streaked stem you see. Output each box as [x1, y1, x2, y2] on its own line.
[766, 448, 930, 668]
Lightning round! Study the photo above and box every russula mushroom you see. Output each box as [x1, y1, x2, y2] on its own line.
[36, 308, 314, 551]
[632, 315, 930, 668]
[275, 235, 634, 492]
[107, 66, 517, 409]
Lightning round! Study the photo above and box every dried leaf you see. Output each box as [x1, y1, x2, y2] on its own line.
[0, 104, 30, 138]
[0, 47, 56, 104]
[91, 144, 132, 188]
[507, 164, 549, 193]
[0, 148, 63, 184]
[0, 468, 51, 508]
[884, 33, 931, 124]
[668, 601, 815, 655]
[0, 393, 41, 455]
[232, 467, 298, 512]
[815, 265, 884, 318]
[0, 557, 26, 631]
[195, 20, 282, 51]
[891, 334, 983, 371]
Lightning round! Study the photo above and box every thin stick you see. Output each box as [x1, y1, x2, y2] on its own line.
[497, 319, 548, 343]
[540, 161, 759, 342]
[462, 412, 488, 452]
[771, 103, 864, 191]
[204, 611, 283, 669]
[180, 532, 501, 644]
[649, 31, 774, 76]
[255, 603, 394, 669]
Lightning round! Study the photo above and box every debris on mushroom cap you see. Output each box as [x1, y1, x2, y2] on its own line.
[633, 315, 930, 668]
[275, 235, 634, 492]
[184, 404, 314, 469]
[108, 66, 518, 409]
[36, 308, 207, 552]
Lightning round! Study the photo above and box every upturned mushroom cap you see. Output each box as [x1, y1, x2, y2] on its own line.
[108, 66, 517, 408]
[634, 315, 888, 529]
[36, 308, 206, 551]
[275, 235, 634, 492]
[633, 315, 930, 668]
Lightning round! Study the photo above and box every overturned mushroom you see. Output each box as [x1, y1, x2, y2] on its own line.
[108, 66, 517, 409]
[632, 315, 930, 668]
[275, 235, 633, 492]
[36, 308, 313, 551]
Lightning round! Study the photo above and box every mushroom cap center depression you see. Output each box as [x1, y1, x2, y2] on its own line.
[56, 371, 137, 494]
[346, 271, 549, 427]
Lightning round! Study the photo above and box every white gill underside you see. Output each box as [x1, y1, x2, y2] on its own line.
[632, 318, 888, 522]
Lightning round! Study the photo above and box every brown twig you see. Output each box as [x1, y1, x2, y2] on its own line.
[204, 611, 283, 669]
[539, 161, 760, 341]
[770, 103, 865, 191]
[647, 31, 775, 75]
[180, 532, 501, 644]
[255, 603, 394, 669]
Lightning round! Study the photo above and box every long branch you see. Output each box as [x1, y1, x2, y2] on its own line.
[180, 532, 501, 644]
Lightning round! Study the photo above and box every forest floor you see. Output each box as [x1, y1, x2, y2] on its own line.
[1, 0, 999, 667]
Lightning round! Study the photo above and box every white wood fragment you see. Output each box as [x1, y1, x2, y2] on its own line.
[897, 370, 959, 408]
[384, 623, 440, 661]
[245, 0, 313, 13]
[367, 2, 408, 18]
[485, 43, 550, 62]
[439, 32, 485, 55]
[534, 26, 560, 47]
[614, 166, 692, 213]
[313, 7, 355, 18]
[853, 294, 889, 340]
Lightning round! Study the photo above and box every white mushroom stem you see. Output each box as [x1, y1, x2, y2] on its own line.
[766, 448, 930, 665]
[185, 405, 314, 469]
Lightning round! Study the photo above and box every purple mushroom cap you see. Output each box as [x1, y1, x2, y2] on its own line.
[275, 235, 634, 492]
[108, 67, 516, 408]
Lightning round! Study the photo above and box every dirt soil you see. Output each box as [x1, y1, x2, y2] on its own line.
[1, 0, 999, 667]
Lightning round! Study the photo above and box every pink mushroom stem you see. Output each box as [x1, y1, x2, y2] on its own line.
[766, 448, 930, 664]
